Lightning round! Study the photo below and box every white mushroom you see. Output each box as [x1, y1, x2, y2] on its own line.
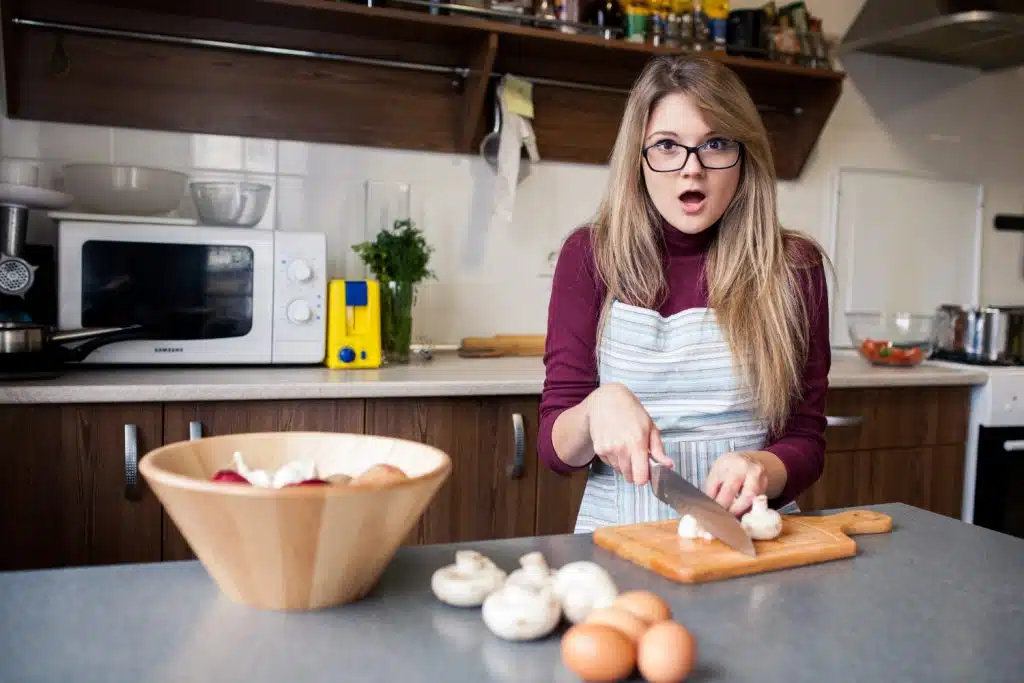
[505, 551, 556, 590]
[431, 550, 507, 607]
[551, 561, 619, 624]
[481, 579, 562, 641]
[677, 514, 715, 540]
[232, 451, 272, 488]
[271, 460, 319, 488]
[741, 495, 783, 540]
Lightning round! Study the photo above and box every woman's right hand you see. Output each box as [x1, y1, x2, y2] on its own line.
[585, 383, 673, 485]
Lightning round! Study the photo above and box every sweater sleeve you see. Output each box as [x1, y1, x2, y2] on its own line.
[764, 242, 832, 507]
[537, 227, 605, 475]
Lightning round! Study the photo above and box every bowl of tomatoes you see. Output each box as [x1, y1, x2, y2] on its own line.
[847, 311, 935, 367]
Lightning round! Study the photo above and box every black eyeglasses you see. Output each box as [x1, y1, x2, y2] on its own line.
[642, 138, 744, 172]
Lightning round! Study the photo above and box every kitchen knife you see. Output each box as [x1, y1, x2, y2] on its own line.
[649, 460, 757, 557]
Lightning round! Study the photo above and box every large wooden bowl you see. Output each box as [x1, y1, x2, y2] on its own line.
[139, 431, 452, 611]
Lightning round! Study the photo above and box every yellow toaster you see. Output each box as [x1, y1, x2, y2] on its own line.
[326, 279, 382, 369]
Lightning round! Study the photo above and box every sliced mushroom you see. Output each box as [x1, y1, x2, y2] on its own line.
[552, 561, 619, 624]
[677, 514, 714, 541]
[481, 580, 562, 641]
[431, 550, 507, 607]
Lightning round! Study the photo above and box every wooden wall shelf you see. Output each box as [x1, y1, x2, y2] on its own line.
[1, 0, 845, 179]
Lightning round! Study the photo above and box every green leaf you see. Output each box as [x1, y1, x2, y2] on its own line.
[352, 218, 435, 284]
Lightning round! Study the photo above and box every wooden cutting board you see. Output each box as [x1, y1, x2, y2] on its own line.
[458, 334, 545, 358]
[592, 509, 893, 584]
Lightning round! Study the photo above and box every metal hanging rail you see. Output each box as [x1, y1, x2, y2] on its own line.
[11, 17, 801, 111]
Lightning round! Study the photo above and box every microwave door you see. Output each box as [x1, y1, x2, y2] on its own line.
[81, 241, 255, 340]
[66, 237, 274, 363]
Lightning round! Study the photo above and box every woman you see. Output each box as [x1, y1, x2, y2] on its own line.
[538, 55, 831, 534]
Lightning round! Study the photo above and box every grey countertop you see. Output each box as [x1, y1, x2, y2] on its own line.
[0, 352, 991, 405]
[1, 504, 1022, 683]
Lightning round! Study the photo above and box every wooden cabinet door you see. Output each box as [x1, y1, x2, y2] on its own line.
[365, 396, 538, 545]
[160, 400, 365, 560]
[0, 403, 164, 570]
[799, 387, 970, 517]
[536, 469, 588, 537]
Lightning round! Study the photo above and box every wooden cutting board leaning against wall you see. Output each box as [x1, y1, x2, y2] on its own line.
[458, 334, 545, 358]
[592, 510, 894, 584]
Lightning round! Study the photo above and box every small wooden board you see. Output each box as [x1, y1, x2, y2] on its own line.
[458, 334, 545, 358]
[592, 510, 893, 584]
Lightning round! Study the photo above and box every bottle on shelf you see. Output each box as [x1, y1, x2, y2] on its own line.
[703, 0, 728, 51]
[581, 0, 625, 39]
[691, 0, 709, 50]
[623, 0, 650, 43]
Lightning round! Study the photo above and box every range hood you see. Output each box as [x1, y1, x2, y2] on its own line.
[840, 1, 1024, 72]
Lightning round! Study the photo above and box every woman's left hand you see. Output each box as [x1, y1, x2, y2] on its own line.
[704, 451, 769, 517]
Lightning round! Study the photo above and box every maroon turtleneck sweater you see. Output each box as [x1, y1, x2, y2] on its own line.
[538, 221, 831, 507]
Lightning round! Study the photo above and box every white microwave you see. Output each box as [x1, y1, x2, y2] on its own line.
[57, 221, 327, 365]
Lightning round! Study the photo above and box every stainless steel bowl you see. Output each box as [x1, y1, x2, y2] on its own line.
[189, 181, 271, 227]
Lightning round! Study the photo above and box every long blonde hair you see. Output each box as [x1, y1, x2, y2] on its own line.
[592, 55, 830, 435]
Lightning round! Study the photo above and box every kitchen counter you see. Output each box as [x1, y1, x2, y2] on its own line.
[0, 351, 989, 404]
[1, 504, 1021, 682]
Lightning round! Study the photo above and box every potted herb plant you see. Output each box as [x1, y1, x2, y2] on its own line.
[352, 218, 434, 364]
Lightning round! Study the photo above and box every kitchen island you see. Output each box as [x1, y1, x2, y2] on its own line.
[2, 504, 1021, 683]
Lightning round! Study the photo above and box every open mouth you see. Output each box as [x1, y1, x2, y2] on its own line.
[679, 190, 706, 213]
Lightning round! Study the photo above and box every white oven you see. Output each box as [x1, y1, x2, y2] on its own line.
[57, 220, 327, 365]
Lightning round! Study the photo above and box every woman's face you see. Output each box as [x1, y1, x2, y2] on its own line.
[641, 92, 742, 235]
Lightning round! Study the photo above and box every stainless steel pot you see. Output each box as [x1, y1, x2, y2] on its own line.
[0, 322, 146, 361]
[933, 305, 1024, 363]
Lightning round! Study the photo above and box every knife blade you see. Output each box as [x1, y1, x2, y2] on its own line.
[649, 460, 756, 557]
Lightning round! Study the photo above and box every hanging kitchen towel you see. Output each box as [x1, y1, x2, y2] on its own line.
[489, 75, 540, 232]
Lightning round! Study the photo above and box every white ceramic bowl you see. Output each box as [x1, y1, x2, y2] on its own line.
[61, 163, 188, 215]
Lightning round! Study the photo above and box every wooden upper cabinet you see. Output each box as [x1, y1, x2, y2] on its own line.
[0, 403, 164, 571]
[2, 0, 843, 179]
[366, 396, 538, 545]
[159, 399, 365, 561]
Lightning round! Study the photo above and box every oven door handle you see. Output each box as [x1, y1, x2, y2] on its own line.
[1003, 440, 1024, 452]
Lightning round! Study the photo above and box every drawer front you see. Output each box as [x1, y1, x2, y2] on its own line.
[824, 387, 970, 452]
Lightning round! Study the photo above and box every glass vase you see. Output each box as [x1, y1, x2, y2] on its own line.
[380, 279, 416, 365]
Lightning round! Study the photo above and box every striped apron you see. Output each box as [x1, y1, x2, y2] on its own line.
[574, 301, 798, 534]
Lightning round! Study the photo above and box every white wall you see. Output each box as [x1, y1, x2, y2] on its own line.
[1, 0, 1022, 345]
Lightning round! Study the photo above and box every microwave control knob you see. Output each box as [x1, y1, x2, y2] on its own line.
[288, 259, 314, 283]
[286, 299, 313, 324]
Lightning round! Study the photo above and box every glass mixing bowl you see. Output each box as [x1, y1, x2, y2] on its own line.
[847, 311, 935, 367]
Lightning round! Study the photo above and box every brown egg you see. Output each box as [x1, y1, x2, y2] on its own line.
[560, 623, 636, 683]
[350, 463, 409, 487]
[637, 621, 697, 683]
[326, 473, 353, 485]
[584, 606, 648, 643]
[612, 590, 672, 625]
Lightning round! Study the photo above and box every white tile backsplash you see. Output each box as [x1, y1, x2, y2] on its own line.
[190, 134, 243, 171]
[2, 0, 1022, 345]
[113, 129, 191, 170]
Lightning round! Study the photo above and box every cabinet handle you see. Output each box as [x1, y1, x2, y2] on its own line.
[1004, 440, 1024, 452]
[124, 424, 141, 502]
[189, 421, 203, 441]
[826, 415, 864, 427]
[508, 412, 526, 479]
